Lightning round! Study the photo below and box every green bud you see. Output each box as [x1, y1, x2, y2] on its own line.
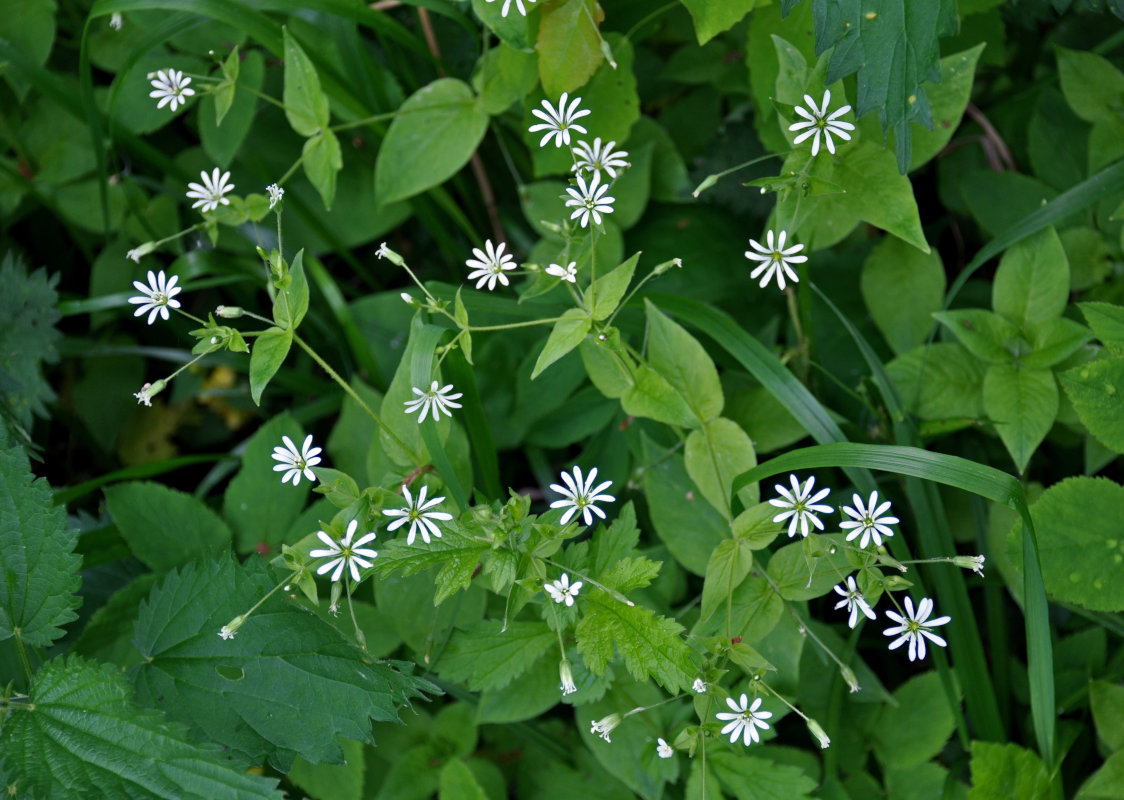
[652, 257, 683, 277]
[376, 242, 406, 267]
[692, 174, 718, 197]
[126, 241, 157, 263]
[215, 305, 244, 319]
[807, 718, 831, 749]
[840, 665, 860, 693]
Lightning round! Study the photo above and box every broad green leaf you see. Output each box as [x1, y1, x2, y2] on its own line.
[983, 364, 1058, 473]
[222, 413, 310, 552]
[873, 671, 958, 769]
[200, 49, 264, 166]
[132, 557, 436, 770]
[1056, 46, 1124, 124]
[0, 656, 283, 800]
[439, 758, 489, 800]
[589, 252, 639, 321]
[575, 592, 695, 692]
[283, 28, 329, 137]
[0, 0, 55, 80]
[933, 309, 1021, 364]
[733, 502, 785, 550]
[104, 481, 230, 571]
[699, 539, 755, 625]
[907, 45, 986, 171]
[1090, 681, 1124, 751]
[747, 3, 816, 152]
[289, 739, 365, 800]
[328, 378, 385, 485]
[968, 742, 1050, 800]
[645, 299, 723, 425]
[303, 129, 343, 210]
[861, 235, 946, 355]
[1080, 302, 1124, 355]
[1062, 357, 1124, 454]
[272, 250, 310, 330]
[1008, 477, 1124, 612]
[579, 338, 634, 399]
[249, 327, 293, 405]
[1077, 751, 1124, 799]
[213, 46, 240, 124]
[679, 0, 758, 45]
[712, 576, 783, 643]
[1022, 317, 1093, 369]
[475, 653, 561, 724]
[643, 450, 728, 575]
[472, 41, 538, 115]
[0, 445, 79, 647]
[765, 534, 852, 600]
[471, 0, 538, 50]
[575, 680, 671, 798]
[621, 365, 697, 428]
[992, 228, 1069, 330]
[684, 417, 758, 519]
[437, 621, 555, 692]
[371, 523, 488, 605]
[887, 343, 986, 421]
[532, 308, 591, 379]
[536, 0, 602, 97]
[72, 573, 157, 667]
[1029, 87, 1089, 193]
[379, 321, 452, 468]
[0, 255, 60, 429]
[961, 171, 1058, 238]
[375, 79, 489, 205]
[707, 750, 817, 800]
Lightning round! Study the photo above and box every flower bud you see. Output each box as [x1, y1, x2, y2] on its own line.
[133, 379, 166, 407]
[841, 665, 860, 693]
[376, 242, 405, 266]
[692, 174, 718, 198]
[590, 713, 622, 742]
[218, 615, 245, 640]
[807, 718, 831, 749]
[559, 659, 577, 696]
[400, 292, 417, 306]
[215, 305, 244, 319]
[652, 257, 683, 277]
[126, 241, 157, 263]
[954, 555, 986, 577]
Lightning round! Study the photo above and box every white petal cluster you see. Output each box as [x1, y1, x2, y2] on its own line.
[186, 168, 234, 213]
[549, 466, 615, 526]
[745, 230, 807, 291]
[789, 90, 855, 156]
[382, 485, 453, 545]
[840, 491, 899, 548]
[485, 0, 535, 17]
[715, 694, 773, 746]
[128, 270, 182, 325]
[657, 738, 674, 759]
[768, 474, 833, 538]
[545, 262, 577, 283]
[404, 380, 463, 423]
[572, 138, 629, 179]
[884, 596, 951, 661]
[271, 434, 322, 486]
[833, 576, 877, 629]
[529, 92, 590, 148]
[149, 68, 195, 111]
[465, 240, 517, 291]
[564, 171, 615, 229]
[544, 573, 583, 607]
[309, 520, 378, 583]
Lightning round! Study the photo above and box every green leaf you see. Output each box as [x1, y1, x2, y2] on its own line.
[1078, 751, 1124, 799]
[992, 228, 1069, 330]
[907, 45, 985, 171]
[104, 482, 231, 572]
[472, 41, 538, 115]
[589, 252, 639, 321]
[1023, 317, 1093, 369]
[439, 758, 489, 800]
[861, 236, 946, 355]
[1091, 681, 1124, 751]
[213, 46, 240, 124]
[0, 255, 61, 430]
[579, 337, 634, 399]
[982, 364, 1058, 473]
[679, 0, 758, 45]
[0, 445, 79, 647]
[765, 534, 852, 601]
[1063, 357, 1124, 454]
[371, 524, 487, 605]
[1056, 46, 1124, 124]
[272, 250, 310, 331]
[700, 539, 754, 625]
[283, 27, 329, 136]
[437, 621, 555, 692]
[645, 299, 724, 425]
[303, 130, 343, 210]
[707, 750, 816, 800]
[475, 655, 561, 724]
[643, 450, 728, 575]
[200, 49, 264, 167]
[887, 343, 986, 421]
[933, 309, 1021, 364]
[575, 591, 695, 692]
[536, 0, 603, 97]
[132, 557, 436, 770]
[968, 742, 1050, 800]
[0, 0, 55, 80]
[532, 308, 591, 379]
[685, 417, 758, 519]
[0, 656, 283, 800]
[375, 78, 489, 206]
[471, 0, 538, 50]
[289, 739, 365, 800]
[1080, 302, 1124, 355]
[249, 327, 293, 405]
[873, 671, 959, 769]
[1008, 477, 1124, 612]
[621, 365, 697, 428]
[703, 575, 783, 643]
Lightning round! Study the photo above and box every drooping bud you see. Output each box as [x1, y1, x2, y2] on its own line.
[559, 659, 577, 696]
[218, 615, 246, 640]
[376, 242, 405, 267]
[590, 713, 622, 742]
[133, 379, 167, 407]
[954, 555, 986, 577]
[807, 718, 831, 749]
[841, 665, 860, 693]
[126, 241, 157, 263]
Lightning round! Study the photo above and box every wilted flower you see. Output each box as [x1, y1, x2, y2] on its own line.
[590, 713, 621, 742]
[657, 738, 674, 758]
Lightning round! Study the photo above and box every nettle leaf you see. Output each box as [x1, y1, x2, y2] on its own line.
[0, 445, 80, 646]
[283, 28, 329, 137]
[992, 228, 1069, 331]
[436, 621, 555, 692]
[707, 750, 817, 800]
[933, 309, 1021, 364]
[375, 78, 489, 206]
[982, 364, 1058, 473]
[131, 557, 437, 770]
[537, 0, 603, 97]
[968, 742, 1050, 800]
[104, 481, 231, 571]
[575, 591, 695, 692]
[1080, 302, 1124, 355]
[860, 236, 945, 355]
[645, 299, 723, 426]
[590, 501, 639, 577]
[249, 327, 293, 405]
[680, 0, 756, 44]
[0, 254, 61, 430]
[906, 44, 985, 171]
[684, 417, 758, 520]
[0, 656, 283, 800]
[371, 523, 488, 605]
[1061, 357, 1124, 454]
[532, 309, 591, 379]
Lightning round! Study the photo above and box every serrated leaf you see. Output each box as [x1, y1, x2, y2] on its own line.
[993, 228, 1069, 330]
[983, 364, 1058, 473]
[532, 308, 591, 379]
[599, 556, 661, 594]
[371, 524, 487, 605]
[645, 299, 723, 426]
[933, 310, 1021, 364]
[436, 621, 555, 692]
[574, 592, 695, 692]
[0, 656, 283, 800]
[860, 236, 945, 355]
[249, 327, 293, 405]
[590, 501, 639, 578]
[684, 417, 758, 519]
[303, 130, 343, 210]
[589, 252, 639, 321]
[0, 254, 61, 430]
[537, 0, 603, 97]
[1080, 302, 1124, 355]
[283, 28, 329, 137]
[707, 750, 817, 800]
[104, 481, 231, 571]
[0, 445, 80, 647]
[968, 742, 1050, 800]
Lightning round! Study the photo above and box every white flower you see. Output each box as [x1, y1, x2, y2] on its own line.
[572, 138, 630, 179]
[126, 248, 142, 263]
[807, 719, 831, 749]
[544, 573, 583, 607]
[715, 694, 772, 747]
[149, 68, 195, 112]
[529, 92, 590, 148]
[134, 383, 153, 406]
[590, 713, 621, 742]
[769, 474, 833, 538]
[465, 239, 517, 291]
[382, 484, 453, 545]
[657, 738, 674, 759]
[789, 90, 855, 156]
[833, 576, 877, 629]
[485, 0, 535, 16]
[128, 269, 182, 324]
[564, 171, 615, 228]
[109, 12, 123, 30]
[186, 168, 234, 213]
[270, 434, 322, 486]
[883, 596, 951, 662]
[545, 262, 577, 283]
[693, 678, 707, 694]
[218, 625, 237, 640]
[745, 229, 807, 291]
[266, 183, 284, 209]
[310, 519, 378, 583]
[840, 491, 899, 549]
[550, 466, 615, 526]
[559, 659, 577, 696]
[403, 380, 463, 423]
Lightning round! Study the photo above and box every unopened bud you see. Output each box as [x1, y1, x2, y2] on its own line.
[807, 718, 831, 749]
[559, 659, 577, 696]
[841, 665, 860, 693]
[692, 174, 718, 198]
[590, 713, 621, 742]
[954, 555, 986, 577]
[400, 292, 416, 306]
[652, 257, 683, 277]
[215, 305, 244, 319]
[126, 242, 156, 263]
[218, 615, 246, 640]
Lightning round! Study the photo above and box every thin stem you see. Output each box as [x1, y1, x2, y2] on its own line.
[13, 631, 32, 683]
[541, 557, 634, 608]
[173, 307, 207, 326]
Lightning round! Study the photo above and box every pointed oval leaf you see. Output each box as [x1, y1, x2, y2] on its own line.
[283, 28, 329, 137]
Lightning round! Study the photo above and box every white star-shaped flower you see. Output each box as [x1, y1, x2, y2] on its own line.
[789, 90, 855, 157]
[545, 261, 577, 283]
[270, 434, 322, 486]
[134, 383, 153, 406]
[840, 491, 899, 549]
[769, 473, 833, 538]
[128, 269, 182, 325]
[149, 68, 195, 111]
[715, 694, 772, 746]
[404, 380, 463, 423]
[550, 466, 615, 526]
[529, 92, 590, 148]
[267, 183, 284, 209]
[186, 168, 234, 213]
[382, 484, 453, 545]
[657, 738, 674, 759]
[833, 575, 877, 629]
[465, 239, 516, 291]
[572, 138, 630, 179]
[884, 596, 951, 662]
[544, 573, 583, 607]
[485, 0, 535, 16]
[745, 229, 807, 291]
[564, 171, 615, 229]
[309, 519, 378, 583]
